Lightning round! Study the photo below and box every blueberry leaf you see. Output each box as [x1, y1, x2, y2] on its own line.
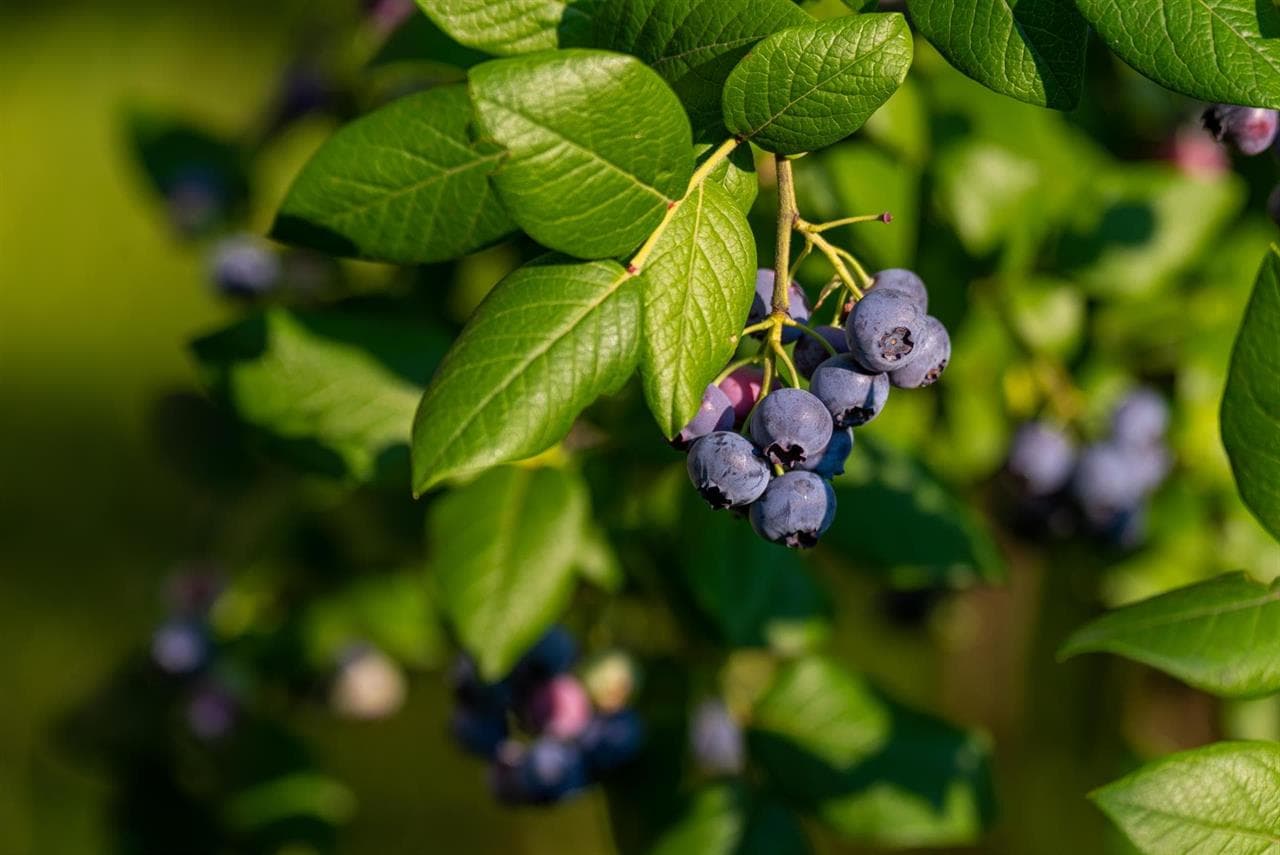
[417, 0, 602, 54]
[647, 785, 811, 855]
[592, 0, 810, 138]
[1075, 0, 1280, 108]
[1059, 572, 1280, 698]
[701, 142, 758, 215]
[271, 85, 514, 264]
[638, 181, 756, 437]
[192, 308, 448, 485]
[1223, 247, 1280, 543]
[412, 256, 640, 494]
[469, 49, 693, 260]
[722, 14, 913, 155]
[905, 0, 1087, 110]
[428, 465, 587, 681]
[1091, 742, 1280, 854]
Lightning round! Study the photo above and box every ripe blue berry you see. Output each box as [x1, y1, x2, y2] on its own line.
[515, 627, 578, 679]
[1110, 388, 1168, 448]
[690, 700, 744, 776]
[845, 289, 924, 373]
[673, 384, 735, 450]
[520, 738, 589, 804]
[888, 316, 950, 389]
[687, 432, 771, 509]
[871, 268, 928, 312]
[749, 388, 833, 469]
[581, 709, 644, 774]
[809, 354, 890, 428]
[490, 741, 531, 804]
[793, 325, 849, 380]
[748, 269, 811, 343]
[451, 707, 509, 759]
[749, 471, 837, 549]
[1007, 422, 1076, 497]
[151, 619, 208, 675]
[208, 234, 281, 298]
[802, 429, 853, 479]
[1072, 442, 1148, 523]
[1202, 104, 1280, 155]
[451, 655, 510, 711]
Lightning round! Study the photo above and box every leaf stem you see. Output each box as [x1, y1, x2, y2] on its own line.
[713, 355, 763, 386]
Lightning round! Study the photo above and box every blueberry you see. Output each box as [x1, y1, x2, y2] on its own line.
[1202, 104, 1280, 155]
[871, 268, 928, 312]
[516, 627, 578, 679]
[490, 740, 531, 804]
[748, 269, 811, 343]
[524, 674, 594, 740]
[520, 738, 589, 803]
[749, 471, 837, 549]
[690, 700, 744, 776]
[1072, 442, 1148, 523]
[151, 619, 208, 675]
[687, 432, 772, 509]
[1129, 443, 1172, 495]
[208, 234, 281, 298]
[186, 682, 237, 741]
[888, 316, 950, 389]
[451, 707, 509, 759]
[1110, 388, 1169, 448]
[673, 384, 735, 450]
[1007, 422, 1076, 497]
[809, 354, 890, 428]
[749, 389, 833, 469]
[793, 325, 849, 380]
[718, 366, 765, 427]
[450, 655, 509, 711]
[581, 709, 644, 774]
[802, 429, 853, 479]
[845, 289, 925, 373]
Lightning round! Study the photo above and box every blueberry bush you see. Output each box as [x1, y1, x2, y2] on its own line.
[81, 0, 1280, 851]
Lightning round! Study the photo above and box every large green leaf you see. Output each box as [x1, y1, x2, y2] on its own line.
[751, 657, 994, 847]
[411, 257, 639, 494]
[1060, 573, 1280, 698]
[648, 785, 811, 855]
[639, 181, 755, 437]
[701, 142, 758, 215]
[469, 50, 693, 259]
[1092, 741, 1280, 854]
[272, 86, 514, 264]
[417, 0, 600, 54]
[192, 308, 447, 484]
[722, 14, 913, 155]
[1075, 0, 1280, 109]
[592, 0, 810, 137]
[428, 465, 587, 680]
[1223, 247, 1280, 543]
[906, 0, 1087, 109]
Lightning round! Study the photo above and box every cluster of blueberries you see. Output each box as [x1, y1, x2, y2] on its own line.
[676, 268, 951, 548]
[1006, 388, 1171, 548]
[450, 628, 644, 806]
[1201, 104, 1280, 225]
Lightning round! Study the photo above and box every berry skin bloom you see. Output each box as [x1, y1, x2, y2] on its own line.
[888, 316, 950, 389]
[793, 325, 849, 380]
[846, 288, 926, 373]
[870, 268, 929, 312]
[1202, 104, 1280, 155]
[809, 354, 890, 428]
[687, 432, 772, 510]
[748, 268, 811, 343]
[672, 384, 735, 450]
[749, 470, 837, 549]
[749, 388, 834, 469]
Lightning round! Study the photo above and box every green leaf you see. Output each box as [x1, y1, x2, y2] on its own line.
[1075, 0, 1280, 109]
[469, 50, 693, 259]
[192, 308, 448, 484]
[823, 438, 1006, 588]
[751, 657, 994, 847]
[271, 86, 514, 264]
[428, 465, 587, 680]
[932, 140, 1040, 256]
[701, 142, 758, 215]
[592, 0, 811, 138]
[648, 785, 811, 855]
[1061, 573, 1280, 698]
[722, 14, 913, 155]
[302, 573, 445, 669]
[1223, 247, 1280, 543]
[639, 181, 756, 437]
[418, 0, 601, 54]
[411, 256, 639, 494]
[905, 0, 1087, 109]
[1092, 741, 1280, 854]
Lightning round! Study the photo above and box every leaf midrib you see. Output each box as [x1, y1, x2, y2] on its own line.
[1077, 588, 1280, 640]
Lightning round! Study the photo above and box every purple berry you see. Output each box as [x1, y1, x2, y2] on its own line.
[151, 619, 208, 675]
[515, 627, 578, 679]
[1202, 105, 1280, 155]
[802, 429, 854, 479]
[749, 388, 834, 469]
[749, 471, 837, 549]
[450, 655, 509, 711]
[845, 289, 925, 373]
[673, 384, 735, 450]
[581, 709, 644, 773]
[888, 316, 950, 389]
[809, 354, 890, 428]
[871, 268, 928, 312]
[1008, 422, 1076, 497]
[793, 325, 849, 379]
[690, 700, 744, 776]
[687, 432, 772, 509]
[1072, 442, 1148, 523]
[525, 674, 594, 740]
[520, 738, 589, 804]
[451, 707, 509, 759]
[490, 740, 531, 804]
[208, 234, 281, 298]
[748, 269, 811, 343]
[187, 682, 237, 740]
[1110, 388, 1169, 448]
[719, 366, 765, 427]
